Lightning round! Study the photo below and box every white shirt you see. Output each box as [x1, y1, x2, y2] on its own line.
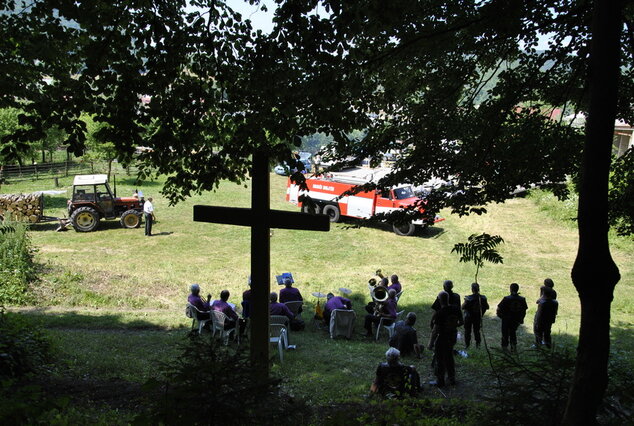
[143, 200, 154, 214]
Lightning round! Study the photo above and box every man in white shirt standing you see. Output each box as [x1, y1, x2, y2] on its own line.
[143, 197, 156, 236]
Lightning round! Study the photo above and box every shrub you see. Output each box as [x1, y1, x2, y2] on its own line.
[475, 346, 634, 425]
[0, 308, 49, 381]
[0, 222, 37, 305]
[134, 333, 310, 425]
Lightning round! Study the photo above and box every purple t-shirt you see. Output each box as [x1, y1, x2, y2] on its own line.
[211, 299, 238, 322]
[324, 296, 351, 314]
[382, 298, 398, 319]
[188, 294, 210, 312]
[388, 281, 402, 294]
[280, 287, 303, 303]
[270, 302, 294, 320]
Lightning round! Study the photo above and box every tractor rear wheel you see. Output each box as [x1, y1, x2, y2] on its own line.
[71, 207, 99, 232]
[120, 210, 142, 229]
[392, 222, 416, 236]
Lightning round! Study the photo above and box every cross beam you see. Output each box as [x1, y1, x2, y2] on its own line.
[193, 151, 329, 379]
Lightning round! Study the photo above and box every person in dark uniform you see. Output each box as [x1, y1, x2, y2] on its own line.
[370, 347, 420, 398]
[461, 283, 489, 349]
[431, 280, 461, 311]
[323, 293, 352, 326]
[431, 291, 463, 387]
[389, 312, 423, 358]
[496, 283, 528, 352]
[540, 278, 557, 300]
[533, 286, 558, 348]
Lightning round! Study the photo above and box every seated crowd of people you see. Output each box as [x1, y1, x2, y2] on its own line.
[187, 272, 559, 396]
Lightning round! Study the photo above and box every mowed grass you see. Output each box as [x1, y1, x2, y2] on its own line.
[2, 169, 634, 405]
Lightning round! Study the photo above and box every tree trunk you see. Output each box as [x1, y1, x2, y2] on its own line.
[562, 1, 622, 424]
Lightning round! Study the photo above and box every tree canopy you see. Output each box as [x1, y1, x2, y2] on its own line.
[1, 1, 633, 423]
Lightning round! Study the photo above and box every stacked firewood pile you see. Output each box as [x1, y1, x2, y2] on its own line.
[0, 193, 43, 223]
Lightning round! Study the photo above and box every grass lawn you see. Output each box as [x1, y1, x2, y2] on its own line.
[2, 169, 633, 415]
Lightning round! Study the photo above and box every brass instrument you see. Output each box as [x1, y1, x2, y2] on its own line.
[370, 284, 389, 315]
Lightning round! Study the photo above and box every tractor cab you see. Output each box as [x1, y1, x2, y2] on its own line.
[71, 174, 116, 218]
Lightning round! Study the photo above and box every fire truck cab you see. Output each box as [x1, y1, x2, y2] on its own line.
[286, 168, 443, 236]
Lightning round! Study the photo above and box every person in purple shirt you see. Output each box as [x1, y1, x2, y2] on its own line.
[280, 278, 303, 303]
[211, 290, 239, 330]
[388, 274, 402, 294]
[323, 292, 352, 325]
[188, 284, 211, 319]
[364, 289, 398, 337]
[269, 292, 294, 321]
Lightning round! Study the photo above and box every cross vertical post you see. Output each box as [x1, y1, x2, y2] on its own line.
[250, 149, 270, 378]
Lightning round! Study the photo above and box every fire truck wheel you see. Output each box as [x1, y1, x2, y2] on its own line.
[71, 207, 100, 232]
[322, 204, 341, 222]
[301, 202, 321, 215]
[392, 222, 416, 236]
[120, 210, 142, 229]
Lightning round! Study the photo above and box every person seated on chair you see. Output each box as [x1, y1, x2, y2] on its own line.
[269, 292, 294, 322]
[364, 289, 398, 338]
[188, 284, 211, 319]
[279, 278, 304, 315]
[370, 347, 420, 398]
[389, 312, 423, 359]
[242, 276, 252, 319]
[388, 274, 402, 294]
[323, 292, 352, 325]
[211, 289, 240, 330]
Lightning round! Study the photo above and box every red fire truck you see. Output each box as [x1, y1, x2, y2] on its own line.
[286, 168, 444, 236]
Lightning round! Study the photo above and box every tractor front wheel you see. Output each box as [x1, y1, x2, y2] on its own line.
[71, 207, 100, 232]
[120, 210, 142, 229]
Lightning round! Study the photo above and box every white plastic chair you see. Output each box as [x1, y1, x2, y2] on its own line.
[329, 309, 356, 339]
[270, 314, 291, 344]
[376, 310, 405, 341]
[284, 301, 303, 318]
[269, 323, 288, 363]
[186, 303, 211, 334]
[210, 310, 238, 345]
[395, 290, 404, 303]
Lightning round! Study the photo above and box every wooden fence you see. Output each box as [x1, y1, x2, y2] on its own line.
[0, 161, 138, 183]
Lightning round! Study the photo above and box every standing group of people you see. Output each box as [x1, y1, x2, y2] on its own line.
[380, 278, 559, 391]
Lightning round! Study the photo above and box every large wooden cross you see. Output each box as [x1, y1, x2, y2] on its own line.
[193, 150, 329, 378]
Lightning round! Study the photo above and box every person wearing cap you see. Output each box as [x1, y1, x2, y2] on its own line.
[188, 284, 211, 319]
[323, 292, 352, 325]
[269, 292, 295, 321]
[461, 283, 489, 349]
[370, 347, 420, 398]
[389, 312, 423, 358]
[496, 283, 528, 352]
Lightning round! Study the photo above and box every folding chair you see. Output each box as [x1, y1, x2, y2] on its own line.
[376, 310, 405, 341]
[284, 301, 303, 318]
[210, 310, 238, 345]
[269, 323, 288, 363]
[329, 309, 356, 339]
[186, 303, 211, 334]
